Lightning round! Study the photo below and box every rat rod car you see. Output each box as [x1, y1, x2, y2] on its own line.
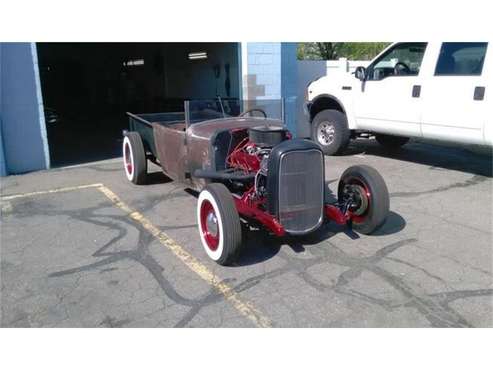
[123, 99, 389, 265]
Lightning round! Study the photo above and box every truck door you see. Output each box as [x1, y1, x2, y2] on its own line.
[354, 43, 427, 137]
[420, 42, 489, 145]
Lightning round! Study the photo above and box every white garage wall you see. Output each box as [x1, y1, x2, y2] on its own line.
[240, 42, 299, 133]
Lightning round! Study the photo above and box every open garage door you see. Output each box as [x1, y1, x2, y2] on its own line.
[36, 43, 241, 167]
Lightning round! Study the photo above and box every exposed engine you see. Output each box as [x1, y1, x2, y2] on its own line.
[225, 125, 289, 199]
[248, 125, 289, 147]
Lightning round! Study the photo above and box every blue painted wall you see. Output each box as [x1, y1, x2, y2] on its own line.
[0, 44, 6, 176]
[280, 43, 298, 136]
[0, 43, 48, 175]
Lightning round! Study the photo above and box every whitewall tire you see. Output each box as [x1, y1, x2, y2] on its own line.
[122, 132, 147, 185]
[197, 183, 242, 265]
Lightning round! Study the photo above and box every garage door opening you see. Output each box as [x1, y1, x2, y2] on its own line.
[36, 43, 241, 167]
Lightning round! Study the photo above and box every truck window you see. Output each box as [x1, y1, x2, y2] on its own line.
[367, 43, 427, 81]
[435, 42, 488, 76]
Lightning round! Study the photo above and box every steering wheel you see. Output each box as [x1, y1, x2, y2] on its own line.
[239, 108, 267, 118]
[394, 62, 411, 76]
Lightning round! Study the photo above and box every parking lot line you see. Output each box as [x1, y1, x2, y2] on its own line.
[1, 182, 272, 328]
[0, 183, 104, 201]
[97, 185, 272, 328]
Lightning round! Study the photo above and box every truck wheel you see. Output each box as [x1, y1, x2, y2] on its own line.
[197, 183, 242, 265]
[375, 134, 409, 149]
[311, 109, 350, 155]
[123, 132, 147, 184]
[338, 165, 389, 234]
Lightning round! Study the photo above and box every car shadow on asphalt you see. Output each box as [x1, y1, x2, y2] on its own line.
[234, 210, 406, 267]
[342, 139, 492, 177]
[145, 171, 173, 185]
[183, 182, 406, 267]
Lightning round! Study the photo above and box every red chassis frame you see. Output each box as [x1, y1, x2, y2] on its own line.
[232, 187, 349, 237]
[227, 131, 350, 236]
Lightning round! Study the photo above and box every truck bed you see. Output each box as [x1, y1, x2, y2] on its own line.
[126, 112, 186, 158]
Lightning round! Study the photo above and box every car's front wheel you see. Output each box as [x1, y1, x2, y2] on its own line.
[197, 183, 242, 265]
[311, 109, 350, 155]
[338, 165, 389, 234]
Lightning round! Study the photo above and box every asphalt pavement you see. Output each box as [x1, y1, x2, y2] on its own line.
[1, 139, 492, 327]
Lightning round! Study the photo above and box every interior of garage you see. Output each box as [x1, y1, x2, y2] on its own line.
[36, 43, 240, 167]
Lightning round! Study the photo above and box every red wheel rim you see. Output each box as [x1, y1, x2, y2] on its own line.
[345, 178, 371, 224]
[200, 200, 219, 251]
[124, 142, 133, 175]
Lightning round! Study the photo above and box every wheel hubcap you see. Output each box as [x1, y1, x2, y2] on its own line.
[124, 142, 133, 175]
[341, 179, 371, 223]
[317, 122, 335, 145]
[347, 184, 369, 216]
[200, 200, 219, 251]
[206, 212, 218, 238]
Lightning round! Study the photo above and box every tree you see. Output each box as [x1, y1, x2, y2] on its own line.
[297, 42, 390, 60]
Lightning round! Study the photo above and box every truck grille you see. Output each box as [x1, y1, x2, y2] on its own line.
[278, 149, 324, 234]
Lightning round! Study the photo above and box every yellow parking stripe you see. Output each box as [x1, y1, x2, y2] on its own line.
[1, 183, 104, 201]
[2, 181, 272, 327]
[97, 185, 272, 328]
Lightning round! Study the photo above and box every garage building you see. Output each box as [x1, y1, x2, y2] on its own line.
[0, 42, 298, 176]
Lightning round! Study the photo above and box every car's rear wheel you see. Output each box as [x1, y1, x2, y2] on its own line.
[197, 183, 242, 265]
[311, 109, 350, 155]
[338, 165, 389, 234]
[123, 132, 147, 184]
[375, 134, 409, 149]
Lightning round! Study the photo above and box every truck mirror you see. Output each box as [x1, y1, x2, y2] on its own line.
[354, 66, 366, 81]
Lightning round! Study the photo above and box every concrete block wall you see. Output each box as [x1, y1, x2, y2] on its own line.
[242, 43, 282, 100]
[241, 42, 298, 135]
[0, 43, 49, 175]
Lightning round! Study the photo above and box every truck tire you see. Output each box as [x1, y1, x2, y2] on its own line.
[311, 109, 350, 155]
[197, 183, 242, 265]
[338, 165, 389, 234]
[375, 134, 409, 149]
[123, 132, 147, 184]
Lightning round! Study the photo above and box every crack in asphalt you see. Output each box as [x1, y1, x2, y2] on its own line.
[5, 191, 224, 327]
[3, 189, 493, 328]
[390, 174, 489, 198]
[45, 209, 225, 327]
[226, 232, 493, 327]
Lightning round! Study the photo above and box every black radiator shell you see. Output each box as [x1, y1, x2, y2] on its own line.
[266, 139, 325, 218]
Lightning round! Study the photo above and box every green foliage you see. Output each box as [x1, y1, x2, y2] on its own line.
[297, 42, 391, 60]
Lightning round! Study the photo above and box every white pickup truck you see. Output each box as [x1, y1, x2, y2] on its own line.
[305, 42, 491, 154]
